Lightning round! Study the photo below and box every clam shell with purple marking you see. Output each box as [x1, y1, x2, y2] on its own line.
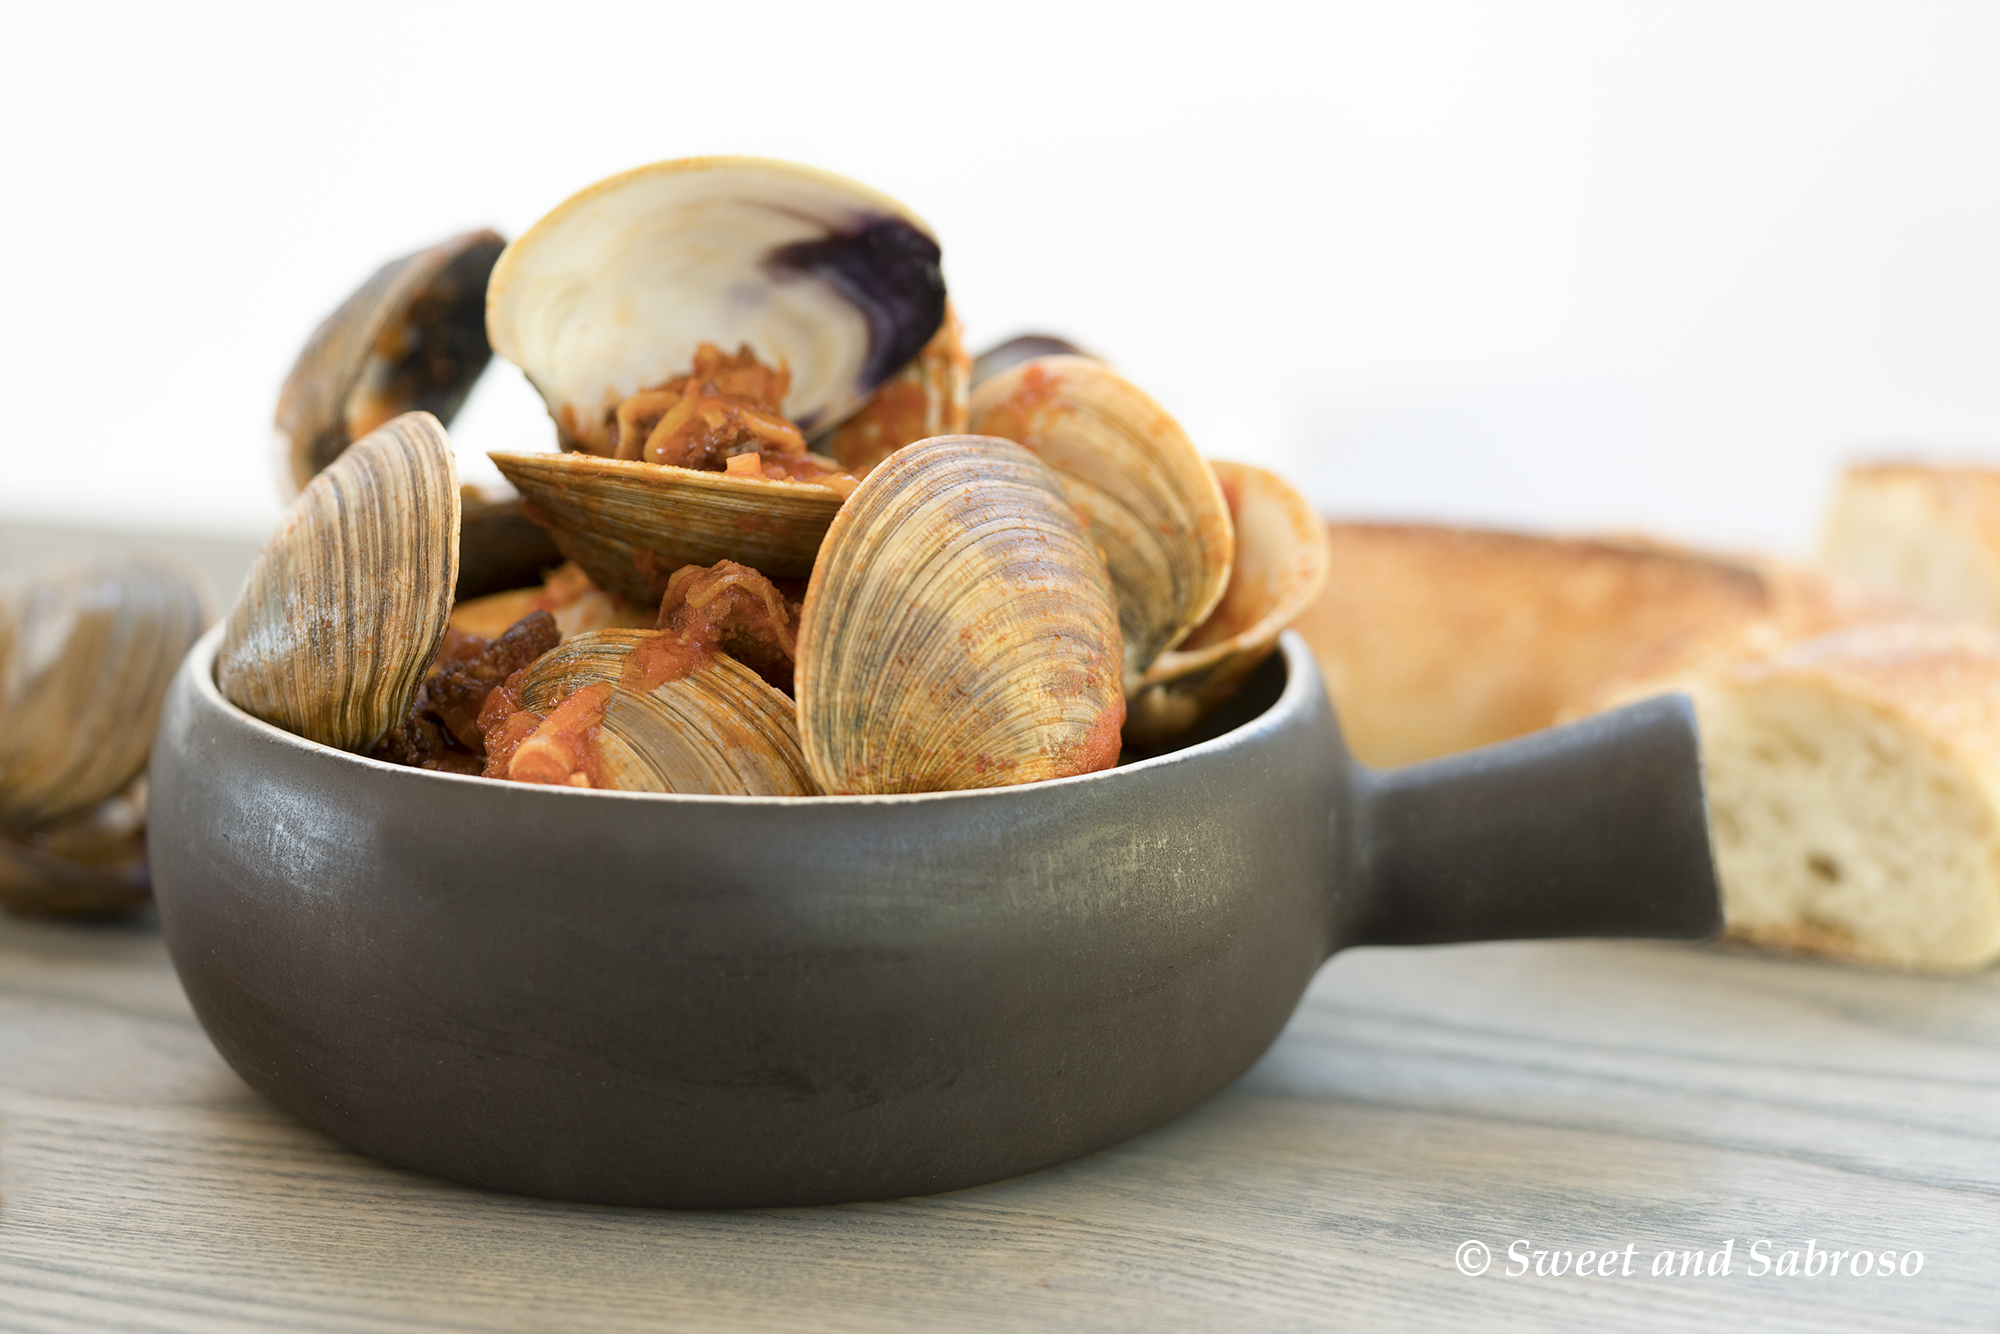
[486, 156, 947, 454]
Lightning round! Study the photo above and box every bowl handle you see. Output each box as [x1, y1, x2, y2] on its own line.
[1337, 693, 1724, 949]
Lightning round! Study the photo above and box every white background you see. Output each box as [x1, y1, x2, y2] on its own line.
[3, 0, 1997, 556]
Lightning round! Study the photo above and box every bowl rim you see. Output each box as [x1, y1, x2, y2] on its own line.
[180, 626, 1321, 809]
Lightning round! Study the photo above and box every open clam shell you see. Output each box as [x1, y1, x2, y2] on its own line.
[795, 435, 1125, 795]
[514, 630, 816, 796]
[824, 303, 971, 478]
[0, 557, 211, 833]
[487, 157, 946, 453]
[1124, 461, 1330, 747]
[276, 229, 505, 497]
[217, 411, 460, 752]
[969, 355, 1234, 688]
[488, 451, 845, 607]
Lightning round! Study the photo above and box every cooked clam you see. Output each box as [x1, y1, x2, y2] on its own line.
[488, 448, 845, 606]
[482, 157, 949, 602]
[795, 435, 1125, 794]
[276, 229, 505, 497]
[969, 354, 1234, 688]
[500, 630, 816, 796]
[487, 156, 946, 451]
[1124, 461, 1330, 746]
[216, 411, 460, 751]
[969, 333, 1093, 390]
[272, 230, 550, 603]
[825, 304, 971, 477]
[0, 556, 211, 833]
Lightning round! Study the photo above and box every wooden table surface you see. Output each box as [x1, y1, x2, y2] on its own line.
[3, 911, 1995, 1333]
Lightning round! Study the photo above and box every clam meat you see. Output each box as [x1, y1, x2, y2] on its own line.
[825, 304, 972, 478]
[450, 560, 652, 641]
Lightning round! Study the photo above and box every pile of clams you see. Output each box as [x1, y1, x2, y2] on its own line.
[222, 157, 1329, 798]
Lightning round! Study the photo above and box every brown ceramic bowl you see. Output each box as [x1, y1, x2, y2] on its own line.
[148, 627, 1719, 1207]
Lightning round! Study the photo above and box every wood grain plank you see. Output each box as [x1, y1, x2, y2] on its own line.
[1, 913, 1995, 1332]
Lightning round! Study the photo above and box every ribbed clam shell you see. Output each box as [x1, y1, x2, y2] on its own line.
[0, 559, 210, 832]
[217, 412, 460, 752]
[488, 450, 844, 606]
[515, 630, 816, 796]
[1125, 461, 1331, 747]
[486, 157, 946, 452]
[275, 229, 505, 497]
[795, 435, 1125, 795]
[969, 333, 1092, 390]
[968, 355, 1234, 688]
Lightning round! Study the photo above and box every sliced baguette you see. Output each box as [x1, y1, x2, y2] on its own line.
[1294, 519, 1979, 970]
[1820, 461, 2000, 625]
[1575, 621, 2000, 973]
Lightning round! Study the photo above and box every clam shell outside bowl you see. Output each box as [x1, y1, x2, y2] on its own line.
[148, 628, 1720, 1207]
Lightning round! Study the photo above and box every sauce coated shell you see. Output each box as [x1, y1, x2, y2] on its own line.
[969, 355, 1234, 689]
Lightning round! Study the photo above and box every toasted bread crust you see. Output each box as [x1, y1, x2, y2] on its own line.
[1698, 620, 2000, 780]
[1294, 522, 1875, 766]
[1820, 462, 2000, 624]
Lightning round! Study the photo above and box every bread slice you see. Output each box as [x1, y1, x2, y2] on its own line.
[1581, 621, 2000, 973]
[1293, 522, 1870, 766]
[1820, 462, 2000, 624]
[1294, 519, 1995, 970]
